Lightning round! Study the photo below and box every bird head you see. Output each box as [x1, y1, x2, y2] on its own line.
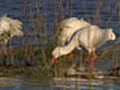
[51, 47, 62, 62]
[108, 29, 116, 40]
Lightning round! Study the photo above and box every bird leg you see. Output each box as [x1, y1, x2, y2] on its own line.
[84, 53, 91, 63]
[3, 45, 7, 55]
[92, 53, 98, 60]
[88, 53, 98, 71]
[69, 52, 74, 65]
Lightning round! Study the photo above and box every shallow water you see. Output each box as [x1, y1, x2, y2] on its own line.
[0, 0, 120, 89]
[0, 77, 120, 90]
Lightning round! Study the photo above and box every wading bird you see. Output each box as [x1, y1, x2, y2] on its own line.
[0, 16, 23, 55]
[56, 17, 90, 65]
[52, 25, 116, 71]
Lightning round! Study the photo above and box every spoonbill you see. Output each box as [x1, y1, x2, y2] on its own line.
[52, 25, 116, 71]
[0, 16, 23, 55]
[56, 17, 90, 65]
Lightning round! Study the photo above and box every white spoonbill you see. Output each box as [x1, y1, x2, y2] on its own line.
[56, 17, 90, 65]
[0, 16, 23, 54]
[52, 25, 116, 71]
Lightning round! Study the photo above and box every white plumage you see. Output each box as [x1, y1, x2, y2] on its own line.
[0, 16, 23, 54]
[55, 17, 90, 65]
[52, 24, 116, 70]
[78, 25, 116, 53]
[57, 17, 90, 45]
[0, 16, 23, 37]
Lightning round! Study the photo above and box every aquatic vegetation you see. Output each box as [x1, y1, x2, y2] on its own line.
[0, 0, 119, 82]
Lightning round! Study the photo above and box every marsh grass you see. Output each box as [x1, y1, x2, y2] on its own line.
[0, 0, 119, 84]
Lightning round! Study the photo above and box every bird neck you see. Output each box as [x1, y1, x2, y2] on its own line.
[60, 35, 79, 55]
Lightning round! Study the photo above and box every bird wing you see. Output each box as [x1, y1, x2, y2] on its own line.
[8, 18, 23, 37]
[57, 17, 90, 45]
[0, 16, 23, 37]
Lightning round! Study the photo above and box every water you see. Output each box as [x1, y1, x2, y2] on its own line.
[0, 0, 120, 89]
[0, 77, 119, 90]
[0, 86, 119, 90]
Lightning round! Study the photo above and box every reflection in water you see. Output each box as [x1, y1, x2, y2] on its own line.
[52, 77, 120, 90]
[0, 77, 120, 90]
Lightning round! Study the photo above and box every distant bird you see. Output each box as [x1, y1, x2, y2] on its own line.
[52, 25, 116, 71]
[56, 17, 90, 65]
[0, 16, 23, 55]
